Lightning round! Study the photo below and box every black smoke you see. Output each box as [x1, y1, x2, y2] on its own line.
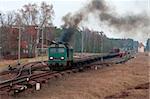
[59, 27, 75, 43]
[62, 0, 150, 40]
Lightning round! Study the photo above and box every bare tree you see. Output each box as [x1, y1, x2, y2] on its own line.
[6, 12, 16, 26]
[13, 12, 23, 26]
[20, 3, 38, 25]
[40, 1, 54, 27]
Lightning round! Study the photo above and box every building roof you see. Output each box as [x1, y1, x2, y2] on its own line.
[139, 42, 144, 48]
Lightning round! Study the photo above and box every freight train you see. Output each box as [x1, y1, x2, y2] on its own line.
[47, 41, 129, 71]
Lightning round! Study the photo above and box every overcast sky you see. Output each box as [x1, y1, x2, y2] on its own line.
[0, 0, 149, 44]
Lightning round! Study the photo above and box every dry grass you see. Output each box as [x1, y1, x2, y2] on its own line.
[5, 53, 150, 99]
[0, 56, 48, 67]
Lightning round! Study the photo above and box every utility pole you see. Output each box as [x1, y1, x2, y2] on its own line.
[35, 26, 45, 64]
[12, 26, 24, 65]
[81, 27, 84, 56]
[100, 31, 103, 62]
[35, 26, 41, 57]
[81, 31, 84, 56]
[0, 13, 2, 59]
[41, 27, 44, 61]
[35, 17, 46, 61]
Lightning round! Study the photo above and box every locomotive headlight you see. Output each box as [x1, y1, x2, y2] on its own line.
[60, 57, 64, 60]
[50, 57, 53, 60]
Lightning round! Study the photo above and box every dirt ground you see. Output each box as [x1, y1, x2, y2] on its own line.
[6, 53, 150, 99]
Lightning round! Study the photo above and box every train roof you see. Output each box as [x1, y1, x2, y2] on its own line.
[49, 43, 73, 49]
[50, 43, 65, 47]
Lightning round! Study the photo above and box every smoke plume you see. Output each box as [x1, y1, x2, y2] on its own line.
[59, 27, 75, 43]
[61, 0, 149, 42]
[62, 0, 109, 28]
[99, 12, 149, 32]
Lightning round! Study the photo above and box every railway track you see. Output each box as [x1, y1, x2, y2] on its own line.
[0, 61, 48, 76]
[0, 53, 133, 95]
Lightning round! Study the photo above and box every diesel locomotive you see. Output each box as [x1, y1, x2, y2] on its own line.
[48, 42, 74, 70]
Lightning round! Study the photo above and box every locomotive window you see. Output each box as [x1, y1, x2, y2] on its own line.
[50, 48, 56, 53]
[58, 48, 65, 53]
[50, 48, 65, 53]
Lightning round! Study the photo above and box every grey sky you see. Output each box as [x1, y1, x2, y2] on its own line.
[0, 0, 149, 44]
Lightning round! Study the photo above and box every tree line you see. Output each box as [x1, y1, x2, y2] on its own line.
[0, 2, 139, 59]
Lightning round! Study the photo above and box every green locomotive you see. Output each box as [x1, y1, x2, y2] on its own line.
[48, 42, 73, 70]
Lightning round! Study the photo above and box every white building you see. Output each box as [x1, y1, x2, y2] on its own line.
[138, 43, 144, 53]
